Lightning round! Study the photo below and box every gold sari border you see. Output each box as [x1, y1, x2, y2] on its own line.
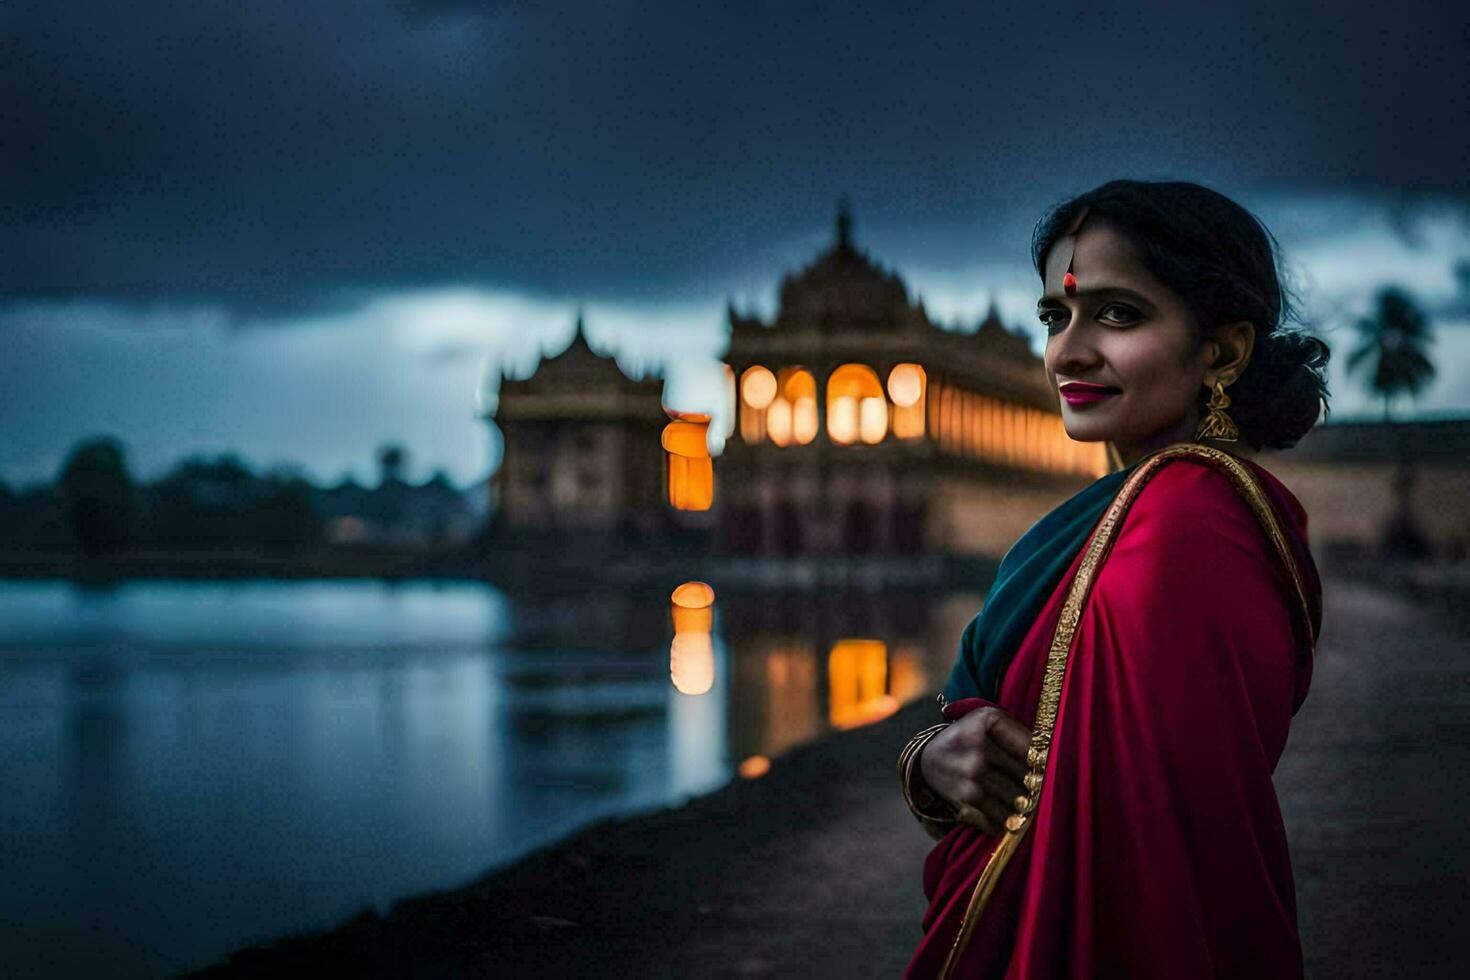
[936, 443, 1317, 979]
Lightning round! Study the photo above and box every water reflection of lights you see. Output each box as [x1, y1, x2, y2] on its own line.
[670, 581, 717, 696]
[670, 632, 715, 695]
[671, 581, 715, 607]
[887, 645, 927, 704]
[828, 638, 900, 729]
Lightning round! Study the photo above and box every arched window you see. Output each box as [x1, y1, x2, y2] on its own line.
[826, 363, 886, 445]
[769, 368, 818, 447]
[739, 365, 776, 443]
[887, 363, 927, 440]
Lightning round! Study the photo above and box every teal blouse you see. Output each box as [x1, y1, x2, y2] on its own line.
[942, 457, 1145, 703]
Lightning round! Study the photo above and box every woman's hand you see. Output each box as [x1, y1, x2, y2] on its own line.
[919, 706, 1033, 836]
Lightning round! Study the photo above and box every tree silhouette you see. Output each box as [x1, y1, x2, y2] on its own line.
[1345, 287, 1441, 559]
[58, 436, 139, 556]
[1346, 286, 1436, 422]
[377, 444, 408, 486]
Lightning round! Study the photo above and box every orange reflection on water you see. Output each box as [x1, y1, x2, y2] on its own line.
[828, 638, 899, 729]
[738, 755, 771, 779]
[670, 580, 717, 695]
[762, 644, 821, 757]
[670, 631, 715, 695]
[888, 645, 928, 704]
[671, 604, 712, 634]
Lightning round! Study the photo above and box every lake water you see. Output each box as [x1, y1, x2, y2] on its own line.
[0, 578, 981, 978]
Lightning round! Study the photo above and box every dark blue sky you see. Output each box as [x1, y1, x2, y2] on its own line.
[3, 0, 1468, 484]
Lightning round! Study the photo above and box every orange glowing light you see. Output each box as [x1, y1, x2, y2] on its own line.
[666, 455, 713, 510]
[663, 415, 714, 511]
[766, 397, 793, 447]
[827, 397, 858, 445]
[670, 579, 716, 695]
[827, 363, 885, 400]
[887, 363, 926, 407]
[858, 396, 888, 444]
[671, 581, 715, 607]
[893, 401, 925, 439]
[739, 755, 772, 779]
[741, 366, 777, 410]
[828, 364, 885, 445]
[661, 420, 711, 457]
[828, 638, 898, 729]
[778, 367, 817, 401]
[888, 646, 926, 704]
[670, 631, 715, 695]
[792, 396, 818, 443]
[672, 604, 713, 634]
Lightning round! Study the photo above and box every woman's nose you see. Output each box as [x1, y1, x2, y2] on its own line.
[1047, 318, 1101, 375]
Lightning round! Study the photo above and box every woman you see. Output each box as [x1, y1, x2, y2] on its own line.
[898, 179, 1330, 978]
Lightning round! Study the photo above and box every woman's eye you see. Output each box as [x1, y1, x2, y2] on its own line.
[1038, 310, 1068, 334]
[1098, 303, 1139, 325]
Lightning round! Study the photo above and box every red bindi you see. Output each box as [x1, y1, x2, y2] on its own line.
[1063, 271, 1077, 295]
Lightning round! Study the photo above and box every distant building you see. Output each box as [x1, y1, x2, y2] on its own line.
[1260, 418, 1470, 562]
[486, 203, 1107, 556]
[316, 473, 480, 547]
[718, 200, 1108, 556]
[488, 314, 670, 536]
[483, 202, 1470, 562]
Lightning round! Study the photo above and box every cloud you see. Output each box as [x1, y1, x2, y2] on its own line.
[0, 285, 745, 486]
[3, 0, 1468, 316]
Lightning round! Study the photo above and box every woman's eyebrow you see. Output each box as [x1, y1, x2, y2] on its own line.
[1037, 286, 1154, 308]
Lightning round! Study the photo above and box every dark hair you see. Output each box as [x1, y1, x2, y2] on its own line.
[1031, 179, 1331, 451]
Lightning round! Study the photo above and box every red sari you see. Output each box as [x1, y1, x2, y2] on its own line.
[906, 447, 1321, 978]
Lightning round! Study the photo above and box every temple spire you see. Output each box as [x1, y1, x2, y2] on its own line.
[835, 195, 853, 250]
[979, 296, 1005, 332]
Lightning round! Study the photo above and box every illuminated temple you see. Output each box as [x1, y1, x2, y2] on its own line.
[490, 202, 1109, 557]
[716, 202, 1107, 556]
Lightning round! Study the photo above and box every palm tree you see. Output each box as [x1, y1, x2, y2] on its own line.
[1346, 286, 1436, 422]
[1347, 287, 1437, 559]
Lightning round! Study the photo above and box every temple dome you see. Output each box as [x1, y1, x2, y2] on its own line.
[773, 199, 919, 331]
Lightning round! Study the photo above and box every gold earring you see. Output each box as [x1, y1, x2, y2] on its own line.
[1194, 379, 1239, 442]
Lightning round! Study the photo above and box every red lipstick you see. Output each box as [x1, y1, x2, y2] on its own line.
[1059, 381, 1121, 406]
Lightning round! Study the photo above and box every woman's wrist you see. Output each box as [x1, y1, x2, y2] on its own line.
[898, 723, 959, 826]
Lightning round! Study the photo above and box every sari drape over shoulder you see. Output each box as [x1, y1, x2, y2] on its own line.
[906, 443, 1322, 979]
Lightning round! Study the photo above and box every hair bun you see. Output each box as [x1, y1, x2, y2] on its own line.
[1230, 329, 1332, 450]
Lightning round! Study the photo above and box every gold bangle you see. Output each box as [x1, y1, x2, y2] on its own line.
[899, 723, 959, 825]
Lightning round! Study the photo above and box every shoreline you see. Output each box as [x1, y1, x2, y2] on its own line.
[191, 697, 940, 978]
[185, 571, 1470, 978]
[0, 549, 1000, 595]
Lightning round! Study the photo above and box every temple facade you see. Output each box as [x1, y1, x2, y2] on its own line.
[716, 202, 1107, 556]
[487, 203, 1108, 557]
[486, 204, 1470, 562]
[489, 315, 670, 535]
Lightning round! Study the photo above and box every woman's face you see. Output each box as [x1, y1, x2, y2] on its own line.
[1039, 221, 1214, 466]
